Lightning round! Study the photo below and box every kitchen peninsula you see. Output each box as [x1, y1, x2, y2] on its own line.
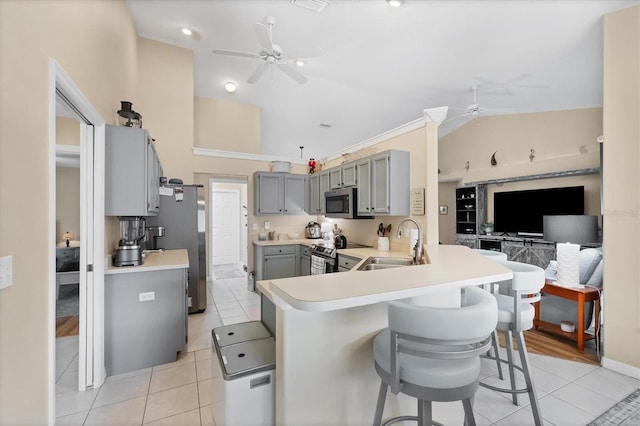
[257, 244, 511, 425]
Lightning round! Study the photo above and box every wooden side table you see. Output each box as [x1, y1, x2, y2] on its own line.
[533, 279, 601, 352]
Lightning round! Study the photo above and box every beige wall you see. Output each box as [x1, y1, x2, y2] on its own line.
[0, 0, 138, 422]
[602, 6, 639, 370]
[438, 108, 603, 243]
[56, 167, 81, 244]
[194, 96, 261, 154]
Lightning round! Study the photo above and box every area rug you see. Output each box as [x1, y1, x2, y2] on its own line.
[212, 264, 245, 280]
[588, 388, 640, 426]
[56, 284, 79, 317]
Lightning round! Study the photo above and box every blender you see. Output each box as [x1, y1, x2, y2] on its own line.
[113, 216, 146, 266]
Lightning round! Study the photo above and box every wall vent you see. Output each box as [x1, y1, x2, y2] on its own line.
[291, 0, 330, 13]
[320, 123, 332, 128]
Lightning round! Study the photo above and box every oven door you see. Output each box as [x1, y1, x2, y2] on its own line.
[311, 254, 337, 274]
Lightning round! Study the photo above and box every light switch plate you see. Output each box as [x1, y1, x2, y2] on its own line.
[0, 255, 13, 289]
[264, 221, 270, 230]
[139, 291, 155, 302]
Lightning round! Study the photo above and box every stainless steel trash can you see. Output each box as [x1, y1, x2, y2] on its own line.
[212, 337, 275, 425]
[211, 321, 272, 348]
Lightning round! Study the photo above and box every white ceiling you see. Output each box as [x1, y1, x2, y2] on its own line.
[126, 0, 637, 161]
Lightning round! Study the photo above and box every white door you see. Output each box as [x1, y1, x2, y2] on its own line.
[211, 189, 240, 265]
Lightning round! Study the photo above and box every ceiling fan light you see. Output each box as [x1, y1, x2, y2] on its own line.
[181, 27, 192, 36]
[295, 60, 305, 67]
[224, 81, 237, 93]
[386, 0, 403, 7]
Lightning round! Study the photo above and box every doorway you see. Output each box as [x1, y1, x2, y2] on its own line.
[209, 178, 248, 281]
[49, 59, 106, 422]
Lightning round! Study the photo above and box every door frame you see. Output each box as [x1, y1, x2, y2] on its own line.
[48, 59, 106, 422]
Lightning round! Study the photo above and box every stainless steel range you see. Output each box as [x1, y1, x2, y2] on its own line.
[310, 241, 371, 274]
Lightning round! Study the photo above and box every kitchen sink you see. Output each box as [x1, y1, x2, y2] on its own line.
[356, 256, 416, 271]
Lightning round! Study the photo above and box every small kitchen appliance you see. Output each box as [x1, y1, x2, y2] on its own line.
[305, 221, 322, 239]
[335, 234, 347, 249]
[113, 216, 145, 266]
[145, 226, 165, 251]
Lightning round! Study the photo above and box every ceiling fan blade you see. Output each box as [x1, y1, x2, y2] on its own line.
[253, 23, 273, 50]
[278, 63, 308, 84]
[212, 49, 259, 59]
[284, 46, 324, 59]
[248, 62, 270, 84]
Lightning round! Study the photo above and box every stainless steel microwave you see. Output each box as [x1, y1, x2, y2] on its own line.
[325, 188, 372, 219]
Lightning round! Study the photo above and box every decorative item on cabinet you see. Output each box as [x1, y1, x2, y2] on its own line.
[308, 158, 316, 174]
[116, 101, 142, 128]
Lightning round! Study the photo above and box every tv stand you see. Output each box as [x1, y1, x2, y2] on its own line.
[477, 235, 556, 268]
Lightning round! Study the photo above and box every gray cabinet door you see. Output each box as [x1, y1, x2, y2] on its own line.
[105, 268, 187, 375]
[105, 125, 159, 216]
[300, 254, 311, 276]
[255, 173, 283, 215]
[319, 171, 330, 214]
[371, 153, 390, 214]
[308, 174, 321, 214]
[264, 254, 297, 280]
[284, 174, 307, 215]
[342, 163, 357, 187]
[329, 168, 342, 189]
[502, 241, 528, 263]
[527, 241, 556, 268]
[356, 159, 372, 215]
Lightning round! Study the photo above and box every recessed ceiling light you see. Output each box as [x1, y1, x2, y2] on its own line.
[180, 27, 201, 40]
[295, 60, 305, 67]
[386, 0, 403, 7]
[224, 81, 237, 93]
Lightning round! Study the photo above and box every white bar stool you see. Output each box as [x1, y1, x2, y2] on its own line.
[479, 260, 545, 426]
[372, 286, 498, 426]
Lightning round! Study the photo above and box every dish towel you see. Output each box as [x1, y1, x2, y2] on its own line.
[556, 242, 580, 287]
[311, 255, 326, 275]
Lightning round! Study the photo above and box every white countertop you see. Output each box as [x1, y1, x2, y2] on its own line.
[257, 244, 511, 312]
[105, 249, 189, 275]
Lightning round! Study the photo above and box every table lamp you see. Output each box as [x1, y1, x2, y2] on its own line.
[63, 231, 74, 247]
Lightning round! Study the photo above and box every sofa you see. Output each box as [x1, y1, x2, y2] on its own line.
[541, 247, 603, 330]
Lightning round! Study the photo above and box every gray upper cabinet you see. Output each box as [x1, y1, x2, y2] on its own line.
[356, 159, 372, 215]
[341, 163, 357, 187]
[254, 172, 307, 215]
[105, 125, 161, 216]
[329, 168, 343, 189]
[357, 150, 410, 216]
[307, 171, 330, 215]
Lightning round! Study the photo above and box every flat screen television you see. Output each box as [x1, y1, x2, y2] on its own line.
[493, 186, 584, 235]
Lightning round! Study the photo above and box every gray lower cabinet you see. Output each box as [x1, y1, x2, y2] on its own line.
[300, 246, 311, 276]
[337, 254, 361, 272]
[254, 244, 299, 281]
[105, 268, 187, 375]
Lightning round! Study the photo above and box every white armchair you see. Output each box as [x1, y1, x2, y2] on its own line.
[541, 247, 603, 330]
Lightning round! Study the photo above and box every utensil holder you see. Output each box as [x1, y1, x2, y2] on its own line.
[378, 237, 389, 251]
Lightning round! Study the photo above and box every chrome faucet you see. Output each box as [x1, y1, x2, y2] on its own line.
[397, 218, 423, 264]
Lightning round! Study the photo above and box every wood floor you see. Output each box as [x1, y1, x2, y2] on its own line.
[500, 329, 600, 365]
[56, 315, 79, 337]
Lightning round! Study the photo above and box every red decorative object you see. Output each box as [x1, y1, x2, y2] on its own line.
[308, 158, 316, 174]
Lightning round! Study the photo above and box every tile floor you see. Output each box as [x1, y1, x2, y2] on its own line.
[55, 271, 639, 425]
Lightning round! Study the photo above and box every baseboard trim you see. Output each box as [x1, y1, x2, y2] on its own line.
[602, 356, 640, 380]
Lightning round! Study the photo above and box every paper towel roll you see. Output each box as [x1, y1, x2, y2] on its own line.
[556, 243, 580, 287]
[409, 229, 419, 255]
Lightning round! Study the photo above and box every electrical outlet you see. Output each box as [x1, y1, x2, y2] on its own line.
[0, 256, 13, 289]
[252, 223, 258, 231]
[264, 221, 270, 230]
[139, 291, 155, 302]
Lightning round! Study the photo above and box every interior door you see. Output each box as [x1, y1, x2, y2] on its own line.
[211, 189, 240, 265]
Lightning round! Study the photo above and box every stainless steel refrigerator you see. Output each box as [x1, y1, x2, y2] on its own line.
[147, 184, 207, 313]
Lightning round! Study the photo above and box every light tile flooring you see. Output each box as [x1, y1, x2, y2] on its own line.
[56, 272, 639, 425]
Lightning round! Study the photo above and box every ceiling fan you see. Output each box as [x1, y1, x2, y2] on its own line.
[445, 85, 489, 124]
[212, 16, 322, 84]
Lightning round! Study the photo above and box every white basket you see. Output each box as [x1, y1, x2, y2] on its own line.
[271, 161, 291, 173]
